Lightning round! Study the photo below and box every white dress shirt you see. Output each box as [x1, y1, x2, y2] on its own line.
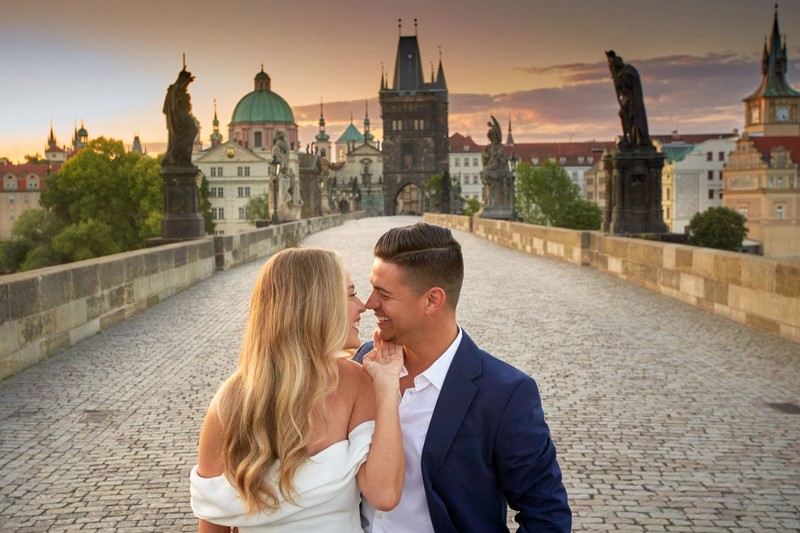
[362, 327, 463, 533]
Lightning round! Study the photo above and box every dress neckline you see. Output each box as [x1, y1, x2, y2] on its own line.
[308, 420, 374, 459]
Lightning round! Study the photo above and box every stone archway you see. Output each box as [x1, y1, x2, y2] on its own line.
[338, 200, 350, 213]
[395, 183, 423, 215]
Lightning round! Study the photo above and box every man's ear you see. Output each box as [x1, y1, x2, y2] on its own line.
[423, 287, 447, 315]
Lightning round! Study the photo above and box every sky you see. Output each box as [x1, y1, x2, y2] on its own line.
[2, 0, 799, 163]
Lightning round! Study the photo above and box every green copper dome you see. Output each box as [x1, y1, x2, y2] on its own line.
[231, 68, 295, 124]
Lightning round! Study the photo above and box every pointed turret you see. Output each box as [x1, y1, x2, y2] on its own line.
[210, 98, 223, 147]
[746, 5, 800, 99]
[364, 99, 374, 144]
[392, 33, 425, 91]
[436, 55, 447, 90]
[506, 118, 515, 146]
[316, 98, 330, 143]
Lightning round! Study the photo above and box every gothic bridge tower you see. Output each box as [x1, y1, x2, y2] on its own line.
[379, 20, 449, 215]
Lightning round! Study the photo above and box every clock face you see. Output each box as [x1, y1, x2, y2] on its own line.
[776, 107, 790, 122]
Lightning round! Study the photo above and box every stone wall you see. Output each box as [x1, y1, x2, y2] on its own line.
[0, 213, 363, 380]
[425, 214, 800, 344]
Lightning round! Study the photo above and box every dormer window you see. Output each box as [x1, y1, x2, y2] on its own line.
[559, 157, 566, 164]
[578, 156, 585, 164]
[588, 157, 594, 164]
[532, 158, 539, 165]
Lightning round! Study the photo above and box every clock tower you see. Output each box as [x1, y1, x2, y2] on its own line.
[743, 6, 800, 137]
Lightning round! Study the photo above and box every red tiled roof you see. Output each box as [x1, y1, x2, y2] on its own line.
[506, 141, 616, 166]
[652, 133, 738, 145]
[449, 133, 482, 153]
[749, 136, 800, 164]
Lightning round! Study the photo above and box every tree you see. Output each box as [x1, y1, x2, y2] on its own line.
[198, 174, 215, 234]
[462, 197, 482, 217]
[687, 206, 748, 251]
[41, 137, 163, 251]
[515, 160, 602, 230]
[0, 209, 65, 272]
[245, 193, 271, 224]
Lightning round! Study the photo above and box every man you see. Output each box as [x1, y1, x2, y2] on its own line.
[355, 221, 571, 532]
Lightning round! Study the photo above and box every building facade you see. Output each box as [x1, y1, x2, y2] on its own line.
[722, 8, 800, 257]
[0, 163, 56, 239]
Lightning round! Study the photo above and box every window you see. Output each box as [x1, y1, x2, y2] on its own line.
[463, 175, 469, 185]
[9, 213, 14, 222]
[666, 188, 670, 200]
[244, 167, 250, 177]
[237, 167, 243, 176]
[706, 152, 713, 161]
[718, 152, 725, 161]
[463, 158, 469, 167]
[8, 196, 13, 205]
[239, 207, 247, 219]
[532, 158, 539, 165]
[739, 207, 748, 218]
[23, 195, 29, 205]
[210, 187, 224, 198]
[211, 207, 225, 220]
[708, 189, 715, 199]
[210, 167, 216, 177]
[666, 207, 670, 219]
[777, 177, 784, 189]
[473, 176, 479, 184]
[588, 157, 593, 164]
[560, 157, 566, 165]
[237, 187, 251, 197]
[454, 158, 460, 167]
[776, 205, 785, 220]
[472, 157, 479, 166]
[216, 166, 223, 176]
[708, 171, 714, 181]
[254, 132, 262, 148]
[578, 156, 585, 164]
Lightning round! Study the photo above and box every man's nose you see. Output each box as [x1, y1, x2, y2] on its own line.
[365, 291, 379, 310]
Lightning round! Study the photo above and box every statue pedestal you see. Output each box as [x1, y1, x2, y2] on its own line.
[149, 165, 205, 245]
[603, 148, 667, 234]
[479, 169, 514, 220]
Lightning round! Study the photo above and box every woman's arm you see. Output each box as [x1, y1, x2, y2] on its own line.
[196, 398, 234, 533]
[354, 333, 404, 511]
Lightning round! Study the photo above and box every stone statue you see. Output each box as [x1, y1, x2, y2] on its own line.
[162, 68, 198, 167]
[482, 115, 508, 171]
[606, 51, 652, 149]
[271, 130, 289, 170]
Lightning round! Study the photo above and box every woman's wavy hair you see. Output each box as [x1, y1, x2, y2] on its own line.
[216, 247, 348, 513]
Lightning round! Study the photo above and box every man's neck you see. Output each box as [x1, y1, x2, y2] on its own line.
[402, 321, 459, 380]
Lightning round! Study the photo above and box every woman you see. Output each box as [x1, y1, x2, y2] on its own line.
[190, 248, 404, 531]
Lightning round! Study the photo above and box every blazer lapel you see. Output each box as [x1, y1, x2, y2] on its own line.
[421, 332, 481, 478]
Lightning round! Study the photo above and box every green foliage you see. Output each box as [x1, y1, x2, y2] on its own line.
[688, 206, 748, 251]
[1, 209, 66, 272]
[24, 153, 48, 164]
[198, 174, 215, 234]
[515, 161, 602, 230]
[41, 137, 164, 250]
[245, 193, 271, 224]
[52, 220, 122, 261]
[2, 138, 168, 273]
[462, 197, 482, 217]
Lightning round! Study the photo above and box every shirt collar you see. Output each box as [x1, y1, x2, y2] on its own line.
[415, 326, 462, 391]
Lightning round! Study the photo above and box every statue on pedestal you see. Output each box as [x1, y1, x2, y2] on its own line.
[479, 115, 514, 219]
[149, 62, 205, 245]
[603, 51, 666, 234]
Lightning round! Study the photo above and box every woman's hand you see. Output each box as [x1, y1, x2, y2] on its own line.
[361, 331, 404, 384]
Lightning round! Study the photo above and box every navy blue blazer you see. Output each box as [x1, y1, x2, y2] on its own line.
[354, 330, 571, 532]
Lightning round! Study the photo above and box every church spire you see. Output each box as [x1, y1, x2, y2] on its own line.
[747, 4, 800, 99]
[364, 99, 374, 144]
[316, 98, 330, 143]
[436, 46, 447, 90]
[506, 118, 515, 146]
[210, 98, 223, 147]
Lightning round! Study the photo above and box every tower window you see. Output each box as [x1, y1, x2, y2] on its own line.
[402, 143, 414, 169]
[254, 132, 263, 148]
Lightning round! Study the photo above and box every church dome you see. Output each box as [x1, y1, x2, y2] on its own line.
[231, 67, 295, 124]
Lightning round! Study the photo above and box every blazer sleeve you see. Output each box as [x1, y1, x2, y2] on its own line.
[351, 341, 374, 364]
[495, 377, 571, 532]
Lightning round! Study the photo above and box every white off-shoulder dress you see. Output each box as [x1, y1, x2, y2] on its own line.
[190, 421, 375, 532]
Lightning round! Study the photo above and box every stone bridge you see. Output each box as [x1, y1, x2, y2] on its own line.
[0, 216, 798, 532]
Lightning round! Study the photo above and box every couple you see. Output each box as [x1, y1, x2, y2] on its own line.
[190, 222, 571, 532]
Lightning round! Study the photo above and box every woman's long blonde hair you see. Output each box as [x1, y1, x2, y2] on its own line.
[216, 248, 348, 513]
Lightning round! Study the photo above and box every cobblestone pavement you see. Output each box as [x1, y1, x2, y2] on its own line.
[1, 216, 798, 532]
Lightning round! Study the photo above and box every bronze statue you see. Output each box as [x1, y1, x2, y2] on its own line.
[606, 51, 652, 148]
[162, 68, 198, 167]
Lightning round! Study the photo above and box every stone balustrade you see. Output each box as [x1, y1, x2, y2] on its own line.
[425, 213, 800, 344]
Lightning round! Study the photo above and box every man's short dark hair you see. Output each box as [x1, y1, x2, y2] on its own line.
[374, 222, 464, 308]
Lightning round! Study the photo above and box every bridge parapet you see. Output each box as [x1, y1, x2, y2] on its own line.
[425, 214, 800, 344]
[0, 212, 363, 380]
